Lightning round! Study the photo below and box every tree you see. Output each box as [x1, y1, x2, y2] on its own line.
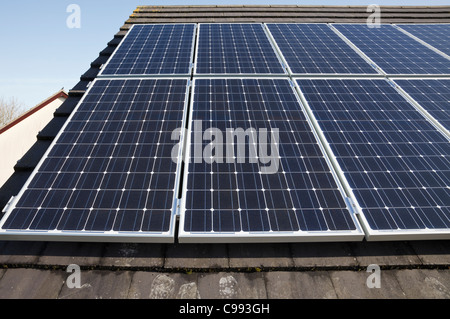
[0, 96, 25, 128]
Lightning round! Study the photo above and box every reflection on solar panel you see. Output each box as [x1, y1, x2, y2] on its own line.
[296, 78, 450, 240]
[394, 79, 450, 132]
[179, 78, 363, 243]
[333, 24, 450, 75]
[100, 24, 196, 76]
[0, 79, 189, 242]
[267, 23, 378, 75]
[397, 24, 450, 56]
[195, 24, 285, 75]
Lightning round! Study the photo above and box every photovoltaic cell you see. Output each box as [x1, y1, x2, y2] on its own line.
[195, 24, 285, 75]
[0, 79, 189, 242]
[333, 24, 450, 75]
[100, 24, 196, 76]
[397, 24, 450, 56]
[267, 23, 378, 75]
[394, 79, 450, 132]
[180, 78, 362, 242]
[296, 78, 450, 239]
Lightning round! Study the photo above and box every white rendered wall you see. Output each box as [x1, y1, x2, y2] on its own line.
[0, 97, 66, 188]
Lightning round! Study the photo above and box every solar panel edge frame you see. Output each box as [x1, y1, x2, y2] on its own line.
[193, 23, 288, 77]
[0, 77, 191, 243]
[391, 78, 450, 139]
[98, 24, 197, 78]
[394, 24, 450, 62]
[177, 77, 365, 244]
[293, 77, 450, 242]
[264, 23, 385, 78]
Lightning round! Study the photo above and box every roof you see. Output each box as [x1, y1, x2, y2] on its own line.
[0, 240, 448, 298]
[0, 5, 448, 300]
[127, 5, 450, 24]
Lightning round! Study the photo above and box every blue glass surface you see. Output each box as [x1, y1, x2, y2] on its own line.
[3, 79, 188, 233]
[397, 24, 450, 56]
[195, 24, 285, 74]
[333, 24, 450, 74]
[268, 23, 378, 74]
[395, 79, 450, 131]
[101, 24, 195, 75]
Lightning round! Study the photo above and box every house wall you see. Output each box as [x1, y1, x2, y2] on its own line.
[0, 96, 66, 188]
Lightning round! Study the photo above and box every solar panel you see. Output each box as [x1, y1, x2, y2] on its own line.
[266, 23, 379, 75]
[100, 24, 196, 76]
[333, 24, 450, 75]
[296, 78, 450, 240]
[195, 24, 286, 75]
[394, 79, 450, 132]
[0, 78, 190, 242]
[179, 78, 364, 243]
[396, 24, 450, 56]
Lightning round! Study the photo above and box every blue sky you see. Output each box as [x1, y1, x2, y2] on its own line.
[0, 0, 448, 108]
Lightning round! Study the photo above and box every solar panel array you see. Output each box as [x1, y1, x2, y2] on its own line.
[1, 23, 449, 243]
